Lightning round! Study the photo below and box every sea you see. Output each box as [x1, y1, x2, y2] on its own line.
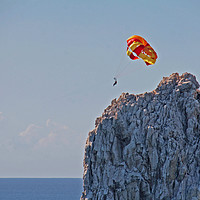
[0, 178, 83, 200]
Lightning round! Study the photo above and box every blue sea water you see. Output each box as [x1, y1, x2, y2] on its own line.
[0, 178, 83, 200]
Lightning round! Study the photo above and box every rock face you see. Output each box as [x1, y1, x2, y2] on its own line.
[81, 73, 200, 200]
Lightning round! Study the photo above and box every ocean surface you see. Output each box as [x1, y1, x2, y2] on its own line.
[0, 178, 83, 200]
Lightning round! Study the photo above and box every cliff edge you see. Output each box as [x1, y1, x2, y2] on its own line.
[81, 72, 200, 200]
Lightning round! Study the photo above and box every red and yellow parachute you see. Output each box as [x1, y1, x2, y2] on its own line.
[127, 35, 158, 66]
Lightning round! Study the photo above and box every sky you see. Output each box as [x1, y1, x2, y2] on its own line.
[0, 0, 200, 178]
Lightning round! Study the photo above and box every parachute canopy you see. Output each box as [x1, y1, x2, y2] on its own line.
[127, 35, 158, 66]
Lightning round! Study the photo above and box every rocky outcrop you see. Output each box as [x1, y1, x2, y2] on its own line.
[81, 73, 200, 200]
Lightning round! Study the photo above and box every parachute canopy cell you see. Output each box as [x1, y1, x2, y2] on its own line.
[127, 35, 158, 66]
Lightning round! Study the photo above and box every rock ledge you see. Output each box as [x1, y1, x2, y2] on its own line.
[81, 72, 200, 200]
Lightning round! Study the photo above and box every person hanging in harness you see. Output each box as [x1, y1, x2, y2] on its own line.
[113, 77, 117, 86]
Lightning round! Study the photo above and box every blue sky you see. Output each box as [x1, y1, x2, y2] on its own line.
[0, 0, 200, 178]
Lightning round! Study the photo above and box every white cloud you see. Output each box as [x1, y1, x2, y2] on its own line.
[46, 119, 68, 131]
[19, 120, 70, 148]
[37, 132, 57, 147]
[19, 124, 41, 137]
[46, 119, 51, 127]
[0, 112, 5, 121]
[35, 119, 69, 148]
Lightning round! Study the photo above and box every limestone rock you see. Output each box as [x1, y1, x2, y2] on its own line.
[81, 72, 200, 200]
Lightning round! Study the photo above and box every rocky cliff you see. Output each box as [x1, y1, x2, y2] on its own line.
[81, 72, 200, 200]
